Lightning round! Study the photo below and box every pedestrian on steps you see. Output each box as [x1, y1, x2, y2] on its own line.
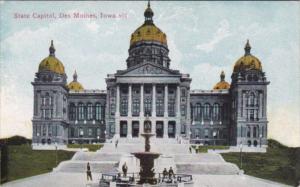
[86, 162, 93, 181]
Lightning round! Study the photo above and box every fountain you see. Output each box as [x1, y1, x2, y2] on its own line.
[132, 115, 161, 185]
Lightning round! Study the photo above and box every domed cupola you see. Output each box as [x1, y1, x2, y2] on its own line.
[38, 40, 65, 75]
[67, 70, 84, 91]
[233, 40, 262, 73]
[127, 1, 170, 69]
[213, 71, 230, 90]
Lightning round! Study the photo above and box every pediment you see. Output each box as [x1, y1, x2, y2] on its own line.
[117, 63, 180, 76]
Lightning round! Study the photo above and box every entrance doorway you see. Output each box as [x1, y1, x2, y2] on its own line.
[168, 121, 176, 138]
[132, 121, 139, 137]
[156, 121, 163, 138]
[120, 121, 127, 137]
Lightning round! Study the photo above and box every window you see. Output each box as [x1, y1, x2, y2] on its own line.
[78, 103, 84, 120]
[204, 103, 211, 120]
[69, 103, 76, 120]
[253, 126, 257, 138]
[181, 89, 186, 97]
[168, 98, 175, 117]
[120, 98, 128, 116]
[249, 92, 255, 106]
[97, 128, 101, 136]
[95, 103, 101, 120]
[204, 129, 209, 138]
[132, 99, 140, 116]
[249, 109, 254, 121]
[110, 98, 115, 115]
[181, 105, 186, 116]
[194, 103, 201, 121]
[156, 99, 164, 116]
[212, 103, 220, 121]
[144, 98, 152, 116]
[87, 103, 93, 120]
[88, 128, 93, 136]
[247, 126, 251, 137]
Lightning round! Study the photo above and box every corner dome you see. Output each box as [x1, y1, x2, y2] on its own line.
[130, 1, 167, 47]
[233, 40, 262, 73]
[213, 71, 230, 90]
[38, 40, 65, 74]
[67, 71, 84, 91]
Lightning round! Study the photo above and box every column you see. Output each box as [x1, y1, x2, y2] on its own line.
[164, 119, 168, 138]
[127, 120, 132, 138]
[176, 85, 181, 136]
[116, 85, 120, 116]
[115, 85, 120, 137]
[152, 84, 156, 117]
[128, 84, 132, 117]
[140, 84, 144, 117]
[186, 88, 191, 137]
[164, 84, 168, 117]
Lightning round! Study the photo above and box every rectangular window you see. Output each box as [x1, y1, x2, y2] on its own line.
[168, 98, 175, 117]
[156, 98, 164, 116]
[181, 105, 186, 116]
[88, 128, 93, 136]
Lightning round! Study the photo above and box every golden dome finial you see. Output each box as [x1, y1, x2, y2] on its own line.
[49, 40, 56, 56]
[220, 70, 225, 81]
[73, 70, 78, 82]
[213, 71, 230, 90]
[144, 0, 154, 24]
[244, 39, 251, 56]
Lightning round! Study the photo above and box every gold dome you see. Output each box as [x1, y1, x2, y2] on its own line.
[213, 71, 230, 90]
[130, 1, 167, 47]
[38, 40, 65, 74]
[233, 40, 262, 72]
[67, 71, 84, 91]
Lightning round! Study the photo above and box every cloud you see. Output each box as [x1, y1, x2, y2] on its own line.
[190, 62, 231, 89]
[195, 19, 231, 53]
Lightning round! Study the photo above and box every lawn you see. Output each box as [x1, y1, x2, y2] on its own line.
[5, 144, 74, 182]
[221, 140, 300, 186]
[192, 145, 230, 153]
[67, 144, 103, 152]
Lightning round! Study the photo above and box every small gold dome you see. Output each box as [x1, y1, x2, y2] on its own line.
[213, 71, 230, 90]
[67, 71, 84, 91]
[130, 1, 167, 47]
[233, 40, 262, 72]
[38, 40, 65, 74]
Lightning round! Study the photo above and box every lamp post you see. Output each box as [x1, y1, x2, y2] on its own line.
[239, 142, 243, 169]
[55, 142, 58, 165]
[80, 129, 84, 150]
[104, 130, 107, 142]
[97, 136, 100, 143]
[259, 134, 262, 148]
[213, 131, 217, 150]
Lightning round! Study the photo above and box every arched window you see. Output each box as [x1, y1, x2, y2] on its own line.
[212, 103, 220, 121]
[69, 103, 76, 120]
[194, 103, 201, 121]
[87, 103, 93, 120]
[204, 103, 211, 120]
[247, 126, 251, 138]
[253, 126, 258, 138]
[95, 103, 101, 121]
[78, 103, 84, 120]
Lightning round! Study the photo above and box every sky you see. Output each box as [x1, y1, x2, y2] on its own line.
[0, 1, 299, 147]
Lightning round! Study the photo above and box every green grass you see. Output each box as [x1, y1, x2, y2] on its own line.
[67, 144, 103, 152]
[6, 144, 74, 182]
[192, 145, 230, 153]
[221, 140, 300, 186]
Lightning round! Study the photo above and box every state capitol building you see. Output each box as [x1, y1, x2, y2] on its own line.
[31, 2, 270, 148]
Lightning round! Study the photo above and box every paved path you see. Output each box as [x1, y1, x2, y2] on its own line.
[2, 172, 291, 187]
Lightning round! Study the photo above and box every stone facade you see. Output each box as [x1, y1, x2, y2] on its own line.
[31, 3, 269, 148]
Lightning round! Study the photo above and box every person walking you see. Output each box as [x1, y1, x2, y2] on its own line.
[86, 162, 93, 181]
[115, 139, 118, 148]
[122, 162, 128, 177]
[168, 167, 174, 179]
[189, 146, 192, 153]
[162, 168, 168, 181]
